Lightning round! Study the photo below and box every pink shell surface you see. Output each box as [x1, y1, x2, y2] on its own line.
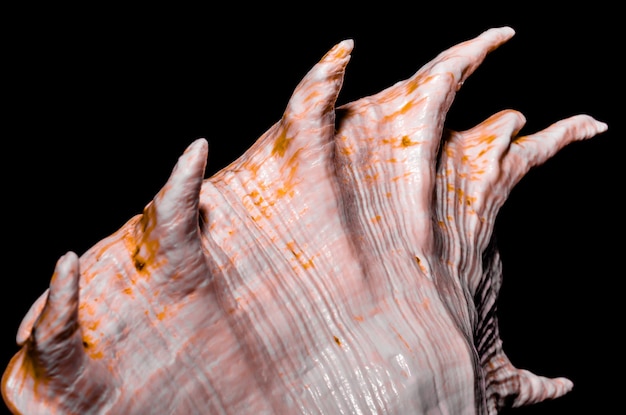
[1, 26, 612, 415]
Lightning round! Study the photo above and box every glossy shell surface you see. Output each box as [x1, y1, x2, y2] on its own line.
[2, 27, 608, 414]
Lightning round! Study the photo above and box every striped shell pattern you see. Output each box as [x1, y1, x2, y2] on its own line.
[2, 27, 607, 414]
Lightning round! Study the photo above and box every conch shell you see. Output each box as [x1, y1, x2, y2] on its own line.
[2, 27, 607, 414]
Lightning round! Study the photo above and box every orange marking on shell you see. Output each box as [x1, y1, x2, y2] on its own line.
[302, 258, 315, 269]
[401, 136, 418, 147]
[276, 187, 294, 198]
[272, 129, 292, 157]
[249, 190, 261, 204]
[242, 159, 261, 176]
[274, 148, 303, 199]
[82, 335, 104, 360]
[479, 134, 497, 145]
[156, 308, 167, 321]
[414, 256, 428, 274]
[127, 206, 168, 277]
[365, 173, 380, 183]
[322, 42, 351, 60]
[303, 89, 323, 104]
[15, 350, 46, 395]
[405, 73, 429, 94]
[286, 241, 315, 269]
[86, 319, 100, 332]
[80, 302, 96, 317]
[400, 101, 414, 115]
[391, 326, 412, 351]
[392, 172, 412, 182]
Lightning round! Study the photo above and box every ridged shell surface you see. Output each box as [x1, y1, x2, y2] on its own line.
[1, 27, 608, 414]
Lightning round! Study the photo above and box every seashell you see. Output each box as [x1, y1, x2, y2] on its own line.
[1, 26, 608, 414]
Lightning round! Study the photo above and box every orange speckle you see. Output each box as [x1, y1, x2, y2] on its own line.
[401, 135, 417, 147]
[391, 326, 411, 351]
[123, 287, 133, 296]
[243, 159, 260, 176]
[365, 173, 380, 182]
[333, 336, 342, 346]
[302, 259, 315, 269]
[514, 136, 529, 144]
[79, 302, 96, 316]
[249, 190, 262, 204]
[341, 146, 353, 156]
[86, 319, 100, 331]
[276, 187, 295, 198]
[128, 205, 166, 277]
[371, 215, 381, 224]
[82, 336, 104, 359]
[414, 256, 428, 274]
[392, 172, 412, 182]
[406, 76, 421, 94]
[400, 101, 414, 115]
[354, 315, 364, 322]
[286, 241, 315, 269]
[479, 134, 497, 145]
[272, 129, 291, 157]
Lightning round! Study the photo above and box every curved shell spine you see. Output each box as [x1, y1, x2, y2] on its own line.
[2, 27, 607, 414]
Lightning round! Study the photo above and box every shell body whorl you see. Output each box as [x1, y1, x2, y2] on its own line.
[1, 27, 608, 414]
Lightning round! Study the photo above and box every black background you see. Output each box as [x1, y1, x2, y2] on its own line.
[2, 4, 622, 414]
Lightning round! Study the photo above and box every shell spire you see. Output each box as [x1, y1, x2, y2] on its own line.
[2, 252, 115, 414]
[474, 242, 575, 413]
[133, 138, 211, 299]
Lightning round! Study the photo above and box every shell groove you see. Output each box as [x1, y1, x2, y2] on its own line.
[2, 27, 607, 414]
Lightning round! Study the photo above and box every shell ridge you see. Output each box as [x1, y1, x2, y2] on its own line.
[2, 26, 610, 414]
